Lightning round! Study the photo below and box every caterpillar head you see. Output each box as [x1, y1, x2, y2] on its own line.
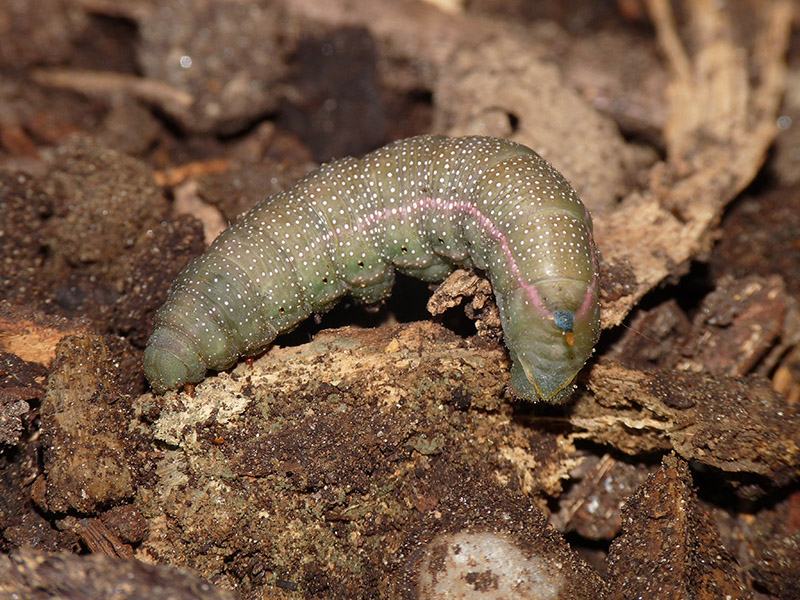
[501, 280, 600, 403]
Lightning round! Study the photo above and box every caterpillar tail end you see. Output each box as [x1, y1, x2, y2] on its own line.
[144, 327, 205, 394]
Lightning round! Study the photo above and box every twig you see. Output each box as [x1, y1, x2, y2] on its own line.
[31, 68, 194, 109]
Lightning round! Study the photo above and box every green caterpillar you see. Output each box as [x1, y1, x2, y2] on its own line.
[144, 135, 600, 402]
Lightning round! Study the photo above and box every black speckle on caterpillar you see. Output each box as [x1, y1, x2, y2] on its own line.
[144, 135, 600, 402]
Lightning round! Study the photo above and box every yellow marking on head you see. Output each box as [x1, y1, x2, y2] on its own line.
[522, 363, 573, 403]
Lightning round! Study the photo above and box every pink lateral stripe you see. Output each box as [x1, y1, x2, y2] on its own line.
[575, 224, 598, 321]
[325, 196, 557, 317]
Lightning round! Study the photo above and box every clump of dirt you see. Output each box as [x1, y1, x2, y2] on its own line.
[42, 137, 169, 274]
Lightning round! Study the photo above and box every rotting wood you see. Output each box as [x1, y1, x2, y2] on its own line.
[597, 0, 791, 327]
